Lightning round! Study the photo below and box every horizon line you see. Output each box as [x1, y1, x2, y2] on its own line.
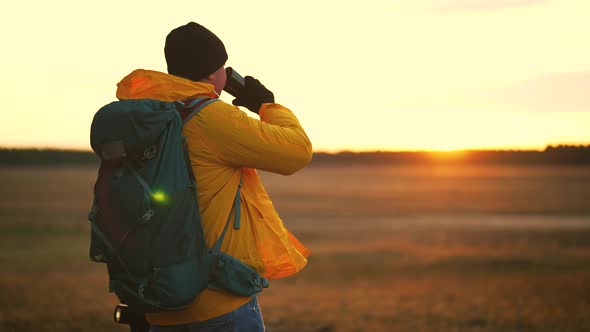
[1, 144, 589, 154]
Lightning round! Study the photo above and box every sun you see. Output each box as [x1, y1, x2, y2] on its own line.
[422, 140, 468, 152]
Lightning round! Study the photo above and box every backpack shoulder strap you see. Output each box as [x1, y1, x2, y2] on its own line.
[175, 97, 219, 124]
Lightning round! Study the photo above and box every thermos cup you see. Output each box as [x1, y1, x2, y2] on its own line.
[224, 67, 245, 98]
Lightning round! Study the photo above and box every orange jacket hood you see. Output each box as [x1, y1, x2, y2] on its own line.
[116, 69, 218, 101]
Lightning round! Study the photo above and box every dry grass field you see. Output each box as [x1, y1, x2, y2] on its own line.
[1, 164, 589, 331]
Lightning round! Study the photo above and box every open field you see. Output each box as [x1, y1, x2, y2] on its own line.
[1, 164, 590, 331]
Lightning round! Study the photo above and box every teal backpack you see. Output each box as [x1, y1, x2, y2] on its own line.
[88, 97, 269, 313]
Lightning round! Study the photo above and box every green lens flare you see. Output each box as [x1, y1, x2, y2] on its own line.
[152, 190, 168, 204]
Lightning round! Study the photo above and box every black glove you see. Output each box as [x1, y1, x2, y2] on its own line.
[232, 76, 274, 114]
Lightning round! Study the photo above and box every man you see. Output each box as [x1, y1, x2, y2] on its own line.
[115, 22, 312, 331]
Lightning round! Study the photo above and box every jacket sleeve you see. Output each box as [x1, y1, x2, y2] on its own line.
[192, 101, 313, 175]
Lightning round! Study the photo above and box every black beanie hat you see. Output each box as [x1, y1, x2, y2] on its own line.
[165, 22, 228, 81]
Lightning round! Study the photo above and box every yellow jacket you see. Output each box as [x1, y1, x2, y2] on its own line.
[116, 69, 312, 324]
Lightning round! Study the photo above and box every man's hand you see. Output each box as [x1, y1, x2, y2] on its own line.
[232, 76, 274, 114]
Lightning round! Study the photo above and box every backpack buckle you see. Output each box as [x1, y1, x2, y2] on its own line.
[138, 209, 154, 224]
[143, 144, 157, 160]
[256, 276, 269, 289]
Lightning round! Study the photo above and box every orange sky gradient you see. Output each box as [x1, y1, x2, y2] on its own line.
[1, 0, 589, 152]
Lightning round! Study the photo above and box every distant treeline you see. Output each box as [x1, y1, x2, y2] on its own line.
[313, 145, 590, 165]
[0, 149, 99, 166]
[1, 145, 589, 166]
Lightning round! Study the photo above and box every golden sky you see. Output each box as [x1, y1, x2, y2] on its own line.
[1, 0, 589, 151]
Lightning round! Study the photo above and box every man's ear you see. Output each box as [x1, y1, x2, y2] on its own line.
[199, 74, 213, 84]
